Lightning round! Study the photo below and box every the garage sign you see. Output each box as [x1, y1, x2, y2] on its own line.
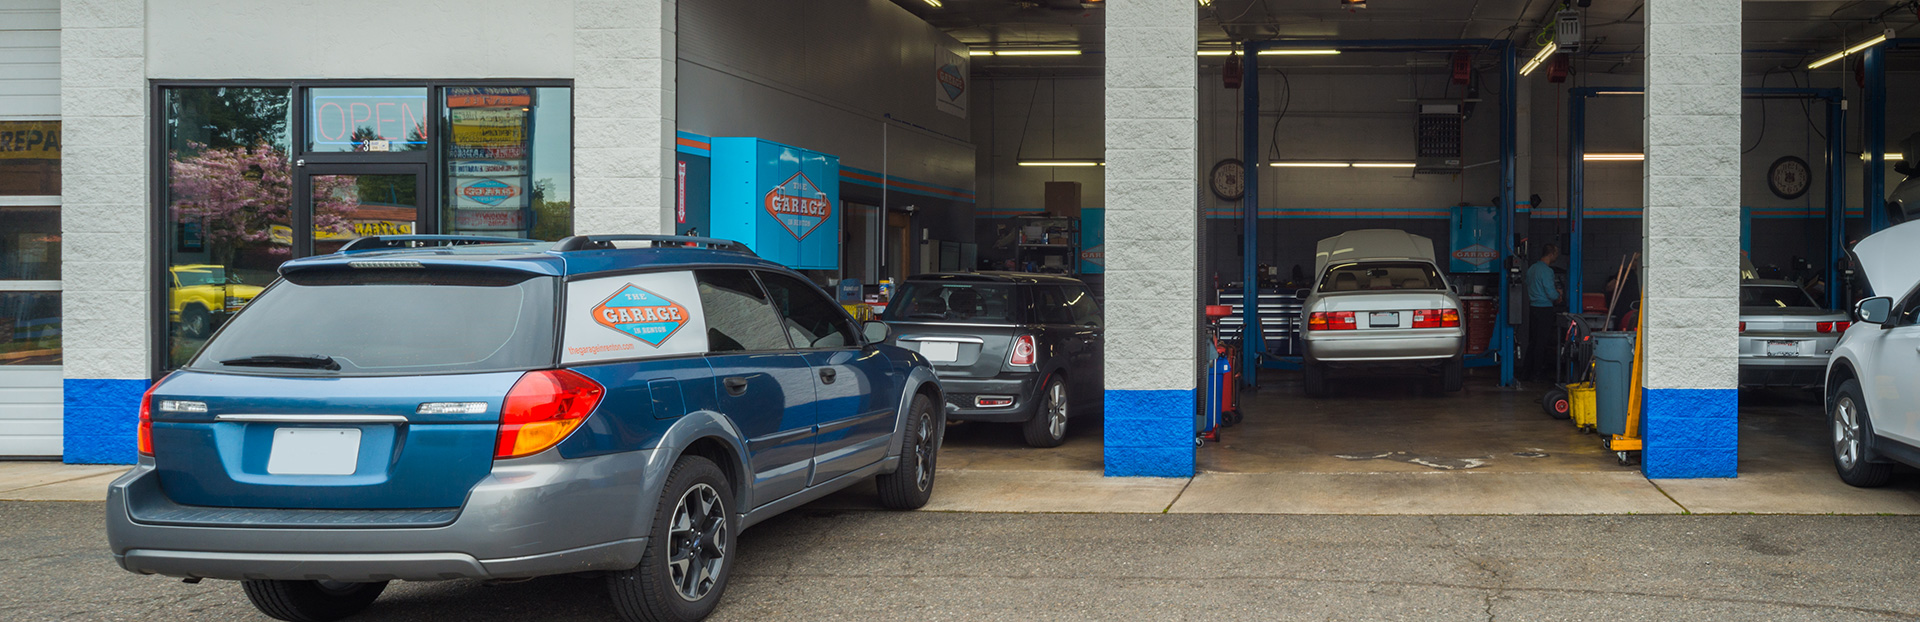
[1451, 244, 1496, 269]
[562, 271, 709, 364]
[763, 172, 833, 241]
[934, 48, 968, 118]
[453, 177, 527, 208]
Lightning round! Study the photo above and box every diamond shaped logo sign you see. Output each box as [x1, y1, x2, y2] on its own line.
[764, 172, 833, 240]
[591, 284, 690, 347]
[1452, 244, 1497, 268]
[938, 63, 965, 101]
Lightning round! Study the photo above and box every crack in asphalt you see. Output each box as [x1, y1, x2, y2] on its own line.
[1428, 516, 1503, 622]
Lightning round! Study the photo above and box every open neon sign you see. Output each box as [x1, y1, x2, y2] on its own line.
[309, 95, 430, 148]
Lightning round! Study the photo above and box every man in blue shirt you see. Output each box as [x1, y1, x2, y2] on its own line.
[1522, 244, 1561, 382]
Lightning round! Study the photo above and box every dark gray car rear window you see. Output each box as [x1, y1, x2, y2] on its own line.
[189, 269, 556, 375]
[1740, 285, 1820, 309]
[890, 282, 1017, 323]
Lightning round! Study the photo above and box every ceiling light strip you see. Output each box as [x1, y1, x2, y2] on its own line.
[1018, 160, 1103, 167]
[1583, 153, 1644, 161]
[1519, 42, 1557, 77]
[1808, 33, 1887, 69]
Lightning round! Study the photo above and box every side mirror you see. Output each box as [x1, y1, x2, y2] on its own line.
[862, 320, 892, 343]
[1294, 288, 1311, 300]
[1855, 297, 1894, 326]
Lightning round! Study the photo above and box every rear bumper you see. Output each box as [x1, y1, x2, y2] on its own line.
[1739, 357, 1828, 387]
[1305, 330, 1463, 365]
[107, 449, 657, 582]
[938, 374, 1040, 423]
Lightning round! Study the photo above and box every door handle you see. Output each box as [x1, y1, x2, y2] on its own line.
[819, 368, 837, 384]
[723, 377, 749, 396]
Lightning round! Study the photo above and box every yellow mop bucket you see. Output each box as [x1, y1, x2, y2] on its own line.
[1567, 382, 1597, 432]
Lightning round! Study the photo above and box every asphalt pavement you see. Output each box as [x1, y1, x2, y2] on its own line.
[5, 501, 1919, 621]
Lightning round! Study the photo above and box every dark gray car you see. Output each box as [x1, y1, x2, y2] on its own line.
[882, 273, 1102, 447]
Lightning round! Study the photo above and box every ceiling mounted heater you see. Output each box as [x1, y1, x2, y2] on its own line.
[1416, 102, 1463, 175]
[1555, 10, 1581, 53]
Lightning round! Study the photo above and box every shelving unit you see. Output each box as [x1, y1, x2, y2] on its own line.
[1011, 214, 1080, 275]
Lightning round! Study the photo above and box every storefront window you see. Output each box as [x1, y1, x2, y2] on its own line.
[1, 119, 61, 366]
[306, 88, 430, 153]
[442, 87, 571, 240]
[0, 292, 59, 365]
[0, 120, 59, 195]
[161, 87, 294, 368]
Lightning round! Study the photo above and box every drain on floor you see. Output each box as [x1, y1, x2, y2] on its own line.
[1333, 451, 1492, 470]
[1512, 451, 1550, 458]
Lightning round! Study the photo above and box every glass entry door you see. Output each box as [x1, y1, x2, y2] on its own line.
[299, 164, 426, 255]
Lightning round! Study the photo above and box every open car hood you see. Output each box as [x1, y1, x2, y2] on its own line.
[1853, 218, 1920, 298]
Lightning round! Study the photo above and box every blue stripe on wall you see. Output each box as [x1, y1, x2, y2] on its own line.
[1641, 388, 1738, 479]
[63, 378, 149, 465]
[1103, 389, 1195, 477]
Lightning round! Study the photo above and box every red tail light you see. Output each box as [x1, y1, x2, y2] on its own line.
[1308, 311, 1356, 330]
[496, 369, 604, 459]
[137, 383, 157, 456]
[1739, 321, 1747, 333]
[1009, 335, 1036, 366]
[1411, 309, 1461, 328]
[1818, 321, 1850, 333]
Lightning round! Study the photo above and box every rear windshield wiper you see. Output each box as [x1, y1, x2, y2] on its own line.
[218, 354, 341, 371]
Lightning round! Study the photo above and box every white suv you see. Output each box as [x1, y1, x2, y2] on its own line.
[1825, 220, 1920, 486]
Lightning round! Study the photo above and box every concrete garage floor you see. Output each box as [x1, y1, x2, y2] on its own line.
[812, 370, 1920, 515]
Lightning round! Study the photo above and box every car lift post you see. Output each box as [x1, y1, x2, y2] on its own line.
[1239, 39, 1518, 387]
[1567, 87, 1846, 311]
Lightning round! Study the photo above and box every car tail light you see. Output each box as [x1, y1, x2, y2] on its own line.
[496, 369, 604, 459]
[137, 383, 158, 456]
[1738, 321, 1746, 333]
[1308, 311, 1356, 330]
[1009, 335, 1036, 366]
[1818, 321, 1850, 333]
[1411, 309, 1461, 329]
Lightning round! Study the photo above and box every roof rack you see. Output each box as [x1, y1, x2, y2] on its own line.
[552, 234, 756, 255]
[338, 235, 541, 252]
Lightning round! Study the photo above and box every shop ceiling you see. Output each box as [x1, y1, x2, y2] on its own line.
[889, 0, 1920, 74]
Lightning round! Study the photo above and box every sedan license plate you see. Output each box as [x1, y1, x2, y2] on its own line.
[266, 428, 361, 475]
[1764, 340, 1803, 357]
[919, 341, 960, 363]
[1369, 312, 1400, 328]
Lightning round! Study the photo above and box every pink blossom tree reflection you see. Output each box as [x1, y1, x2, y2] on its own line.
[168, 142, 360, 262]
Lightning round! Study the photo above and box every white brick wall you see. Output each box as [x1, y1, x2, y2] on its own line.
[1642, 0, 1741, 391]
[573, 0, 676, 235]
[1104, 0, 1197, 392]
[59, 0, 147, 381]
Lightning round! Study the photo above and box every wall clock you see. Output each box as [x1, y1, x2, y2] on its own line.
[1210, 158, 1245, 201]
[1768, 155, 1810, 200]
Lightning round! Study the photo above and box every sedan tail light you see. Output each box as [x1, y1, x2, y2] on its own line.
[1738, 321, 1746, 333]
[1308, 311, 1356, 330]
[1411, 309, 1461, 328]
[496, 369, 604, 459]
[137, 383, 158, 456]
[1817, 321, 1850, 333]
[1008, 335, 1036, 366]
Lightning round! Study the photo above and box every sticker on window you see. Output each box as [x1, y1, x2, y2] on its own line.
[564, 272, 707, 363]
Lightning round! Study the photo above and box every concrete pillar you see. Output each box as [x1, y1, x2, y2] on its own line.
[1641, 0, 1741, 478]
[60, 0, 151, 464]
[572, 0, 676, 235]
[1102, 0, 1198, 477]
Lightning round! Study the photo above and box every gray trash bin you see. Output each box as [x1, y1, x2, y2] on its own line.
[1592, 331, 1636, 436]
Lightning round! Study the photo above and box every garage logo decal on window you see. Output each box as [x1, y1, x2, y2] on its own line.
[764, 172, 833, 240]
[592, 284, 690, 347]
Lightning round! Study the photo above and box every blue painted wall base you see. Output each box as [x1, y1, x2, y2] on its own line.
[1103, 389, 1195, 477]
[63, 378, 149, 465]
[1642, 388, 1738, 479]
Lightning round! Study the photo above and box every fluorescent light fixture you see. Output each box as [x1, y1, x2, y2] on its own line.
[924, 0, 943, 7]
[1018, 159, 1103, 167]
[1860, 152, 1902, 161]
[1261, 49, 1341, 56]
[1593, 90, 1641, 96]
[1198, 0, 1212, 5]
[970, 50, 994, 56]
[1808, 33, 1887, 69]
[994, 50, 1083, 56]
[1270, 162, 1350, 168]
[1351, 162, 1416, 168]
[1583, 153, 1644, 161]
[1198, 50, 1235, 56]
[1520, 42, 1557, 76]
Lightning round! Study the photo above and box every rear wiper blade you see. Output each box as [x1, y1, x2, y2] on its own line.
[218, 354, 340, 370]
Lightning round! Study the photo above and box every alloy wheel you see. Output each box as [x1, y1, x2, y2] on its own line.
[914, 412, 935, 491]
[667, 483, 728, 601]
[1834, 396, 1861, 470]
[1046, 381, 1068, 440]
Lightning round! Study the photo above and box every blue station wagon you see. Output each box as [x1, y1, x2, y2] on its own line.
[106, 235, 945, 622]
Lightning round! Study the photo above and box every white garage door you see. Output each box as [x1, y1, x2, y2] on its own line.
[0, 367, 60, 456]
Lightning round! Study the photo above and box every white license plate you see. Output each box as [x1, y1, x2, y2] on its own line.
[1369, 312, 1400, 327]
[266, 428, 362, 475]
[1764, 340, 1803, 357]
[919, 341, 960, 363]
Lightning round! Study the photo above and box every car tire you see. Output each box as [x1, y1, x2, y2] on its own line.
[1302, 362, 1328, 398]
[1440, 357, 1464, 393]
[877, 393, 942, 509]
[1831, 379, 1894, 488]
[240, 579, 387, 622]
[1021, 376, 1070, 448]
[181, 304, 212, 339]
[608, 455, 735, 622]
